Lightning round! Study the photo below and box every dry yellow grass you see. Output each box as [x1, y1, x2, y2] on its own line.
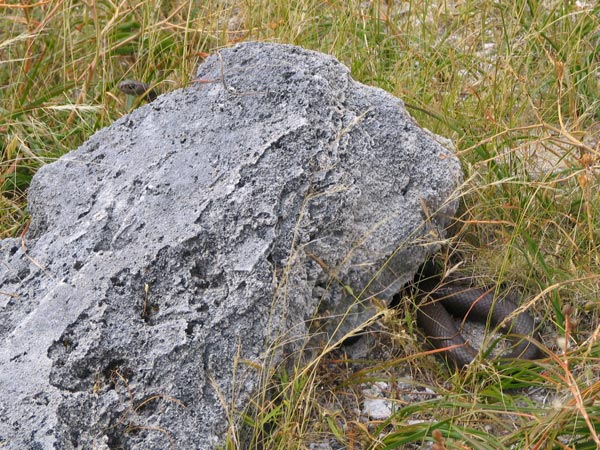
[1, 1, 600, 448]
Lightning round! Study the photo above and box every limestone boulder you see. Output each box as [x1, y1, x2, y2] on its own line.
[0, 42, 461, 449]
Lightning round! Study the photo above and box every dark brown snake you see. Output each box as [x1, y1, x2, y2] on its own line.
[117, 79, 158, 102]
[411, 262, 542, 368]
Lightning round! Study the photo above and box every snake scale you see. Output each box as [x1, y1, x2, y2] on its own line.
[411, 261, 542, 367]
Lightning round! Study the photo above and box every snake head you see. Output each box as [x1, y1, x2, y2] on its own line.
[117, 79, 157, 101]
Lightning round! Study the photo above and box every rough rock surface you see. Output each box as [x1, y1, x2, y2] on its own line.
[0, 42, 461, 449]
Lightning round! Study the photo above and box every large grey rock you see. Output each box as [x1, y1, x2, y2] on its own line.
[0, 42, 461, 449]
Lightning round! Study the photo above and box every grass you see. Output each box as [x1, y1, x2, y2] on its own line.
[2, 0, 600, 448]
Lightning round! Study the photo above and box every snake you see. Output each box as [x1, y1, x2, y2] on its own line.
[117, 79, 158, 102]
[410, 261, 542, 368]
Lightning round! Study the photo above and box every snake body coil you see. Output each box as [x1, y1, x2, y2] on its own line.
[413, 264, 542, 368]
